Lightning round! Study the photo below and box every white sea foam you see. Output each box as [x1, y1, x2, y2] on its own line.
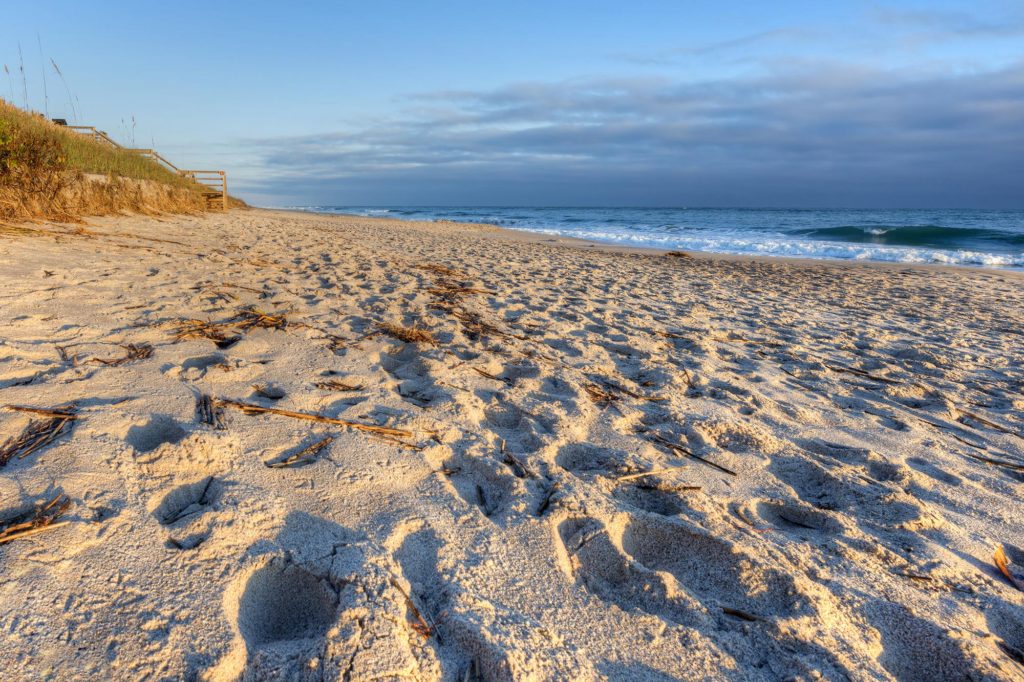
[515, 228, 1024, 267]
[285, 206, 1024, 268]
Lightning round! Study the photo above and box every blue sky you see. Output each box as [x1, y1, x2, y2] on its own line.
[3, 1, 1023, 207]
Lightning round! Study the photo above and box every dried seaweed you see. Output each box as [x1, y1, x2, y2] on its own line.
[430, 301, 513, 340]
[415, 263, 464, 278]
[171, 319, 241, 348]
[92, 343, 154, 366]
[584, 383, 619, 406]
[234, 305, 288, 331]
[314, 378, 365, 392]
[995, 545, 1024, 592]
[594, 377, 666, 402]
[196, 394, 225, 429]
[379, 322, 435, 345]
[0, 405, 77, 466]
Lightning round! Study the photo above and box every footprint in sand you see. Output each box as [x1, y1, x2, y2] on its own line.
[618, 513, 814, 620]
[483, 402, 546, 453]
[611, 482, 688, 517]
[125, 415, 188, 453]
[866, 601, 1012, 680]
[379, 345, 449, 407]
[235, 559, 338, 646]
[438, 444, 525, 520]
[555, 515, 703, 627]
[555, 442, 640, 481]
[393, 524, 593, 679]
[750, 499, 846, 538]
[151, 476, 219, 526]
[985, 600, 1024, 672]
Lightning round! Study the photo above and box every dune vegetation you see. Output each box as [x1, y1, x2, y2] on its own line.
[0, 99, 204, 223]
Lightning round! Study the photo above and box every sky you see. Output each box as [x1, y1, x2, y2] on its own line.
[2, 1, 1023, 208]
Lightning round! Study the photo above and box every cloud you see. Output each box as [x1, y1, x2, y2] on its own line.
[612, 28, 820, 65]
[872, 6, 1024, 39]
[239, 60, 1024, 208]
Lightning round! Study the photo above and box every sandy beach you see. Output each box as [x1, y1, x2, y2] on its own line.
[1, 208, 1023, 681]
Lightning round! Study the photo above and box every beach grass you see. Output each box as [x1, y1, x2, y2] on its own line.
[0, 99, 193, 187]
[1, 98, 206, 221]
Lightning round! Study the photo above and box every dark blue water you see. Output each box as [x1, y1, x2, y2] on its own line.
[290, 206, 1024, 267]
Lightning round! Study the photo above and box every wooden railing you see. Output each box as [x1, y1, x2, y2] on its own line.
[64, 124, 228, 210]
[65, 125, 121, 148]
[178, 170, 227, 210]
[123, 148, 179, 173]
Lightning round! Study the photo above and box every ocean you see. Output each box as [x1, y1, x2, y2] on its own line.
[289, 206, 1024, 268]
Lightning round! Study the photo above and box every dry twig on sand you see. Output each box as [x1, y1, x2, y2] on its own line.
[218, 282, 266, 295]
[966, 452, 1024, 472]
[0, 405, 77, 466]
[958, 409, 1024, 441]
[56, 344, 80, 365]
[390, 578, 435, 639]
[614, 468, 676, 483]
[215, 398, 412, 438]
[314, 378, 365, 392]
[92, 343, 154, 366]
[367, 432, 426, 451]
[824, 362, 901, 385]
[586, 377, 665, 405]
[471, 367, 511, 385]
[643, 431, 738, 477]
[266, 436, 334, 468]
[501, 446, 537, 479]
[0, 493, 71, 544]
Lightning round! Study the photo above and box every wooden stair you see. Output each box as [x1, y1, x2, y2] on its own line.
[65, 125, 229, 211]
[178, 170, 228, 210]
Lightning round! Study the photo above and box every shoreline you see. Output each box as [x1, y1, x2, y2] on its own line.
[269, 206, 1024, 277]
[1, 208, 1022, 680]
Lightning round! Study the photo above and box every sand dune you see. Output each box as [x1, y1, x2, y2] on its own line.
[1, 209, 1023, 680]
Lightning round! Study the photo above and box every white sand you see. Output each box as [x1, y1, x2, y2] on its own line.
[1, 209, 1023, 681]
